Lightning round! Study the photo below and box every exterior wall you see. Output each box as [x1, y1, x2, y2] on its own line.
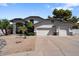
[35, 20, 52, 28]
[35, 24, 53, 36]
[34, 21, 39, 24]
[47, 28, 53, 35]
[58, 26, 72, 36]
[36, 27, 57, 36]
[35, 20, 73, 36]
[47, 26, 57, 35]
[58, 27, 67, 36]
[53, 21, 73, 36]
[72, 29, 79, 35]
[35, 20, 54, 36]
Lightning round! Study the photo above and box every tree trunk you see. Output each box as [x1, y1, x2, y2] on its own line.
[24, 35, 26, 39]
[23, 31, 26, 39]
[1, 29, 5, 35]
[5, 29, 8, 35]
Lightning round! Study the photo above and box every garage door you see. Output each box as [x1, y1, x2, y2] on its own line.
[59, 29, 67, 36]
[36, 30, 49, 36]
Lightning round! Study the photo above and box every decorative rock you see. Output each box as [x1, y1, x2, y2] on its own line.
[0, 39, 6, 49]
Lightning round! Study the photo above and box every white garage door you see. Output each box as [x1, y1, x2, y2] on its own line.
[36, 30, 49, 36]
[59, 29, 67, 36]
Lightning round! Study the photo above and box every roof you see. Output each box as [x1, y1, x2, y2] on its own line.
[24, 16, 44, 20]
[10, 16, 46, 22]
[10, 18, 23, 22]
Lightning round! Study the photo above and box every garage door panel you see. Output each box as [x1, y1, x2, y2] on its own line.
[59, 30, 67, 36]
[36, 30, 49, 36]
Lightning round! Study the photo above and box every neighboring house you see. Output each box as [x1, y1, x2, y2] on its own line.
[10, 16, 76, 36]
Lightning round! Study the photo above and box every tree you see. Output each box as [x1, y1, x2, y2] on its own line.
[0, 20, 1, 28]
[27, 21, 33, 28]
[70, 16, 78, 23]
[53, 9, 58, 18]
[63, 9, 72, 21]
[27, 21, 34, 32]
[0, 20, 4, 34]
[53, 9, 72, 21]
[0, 19, 10, 35]
[19, 25, 27, 39]
[7, 24, 13, 34]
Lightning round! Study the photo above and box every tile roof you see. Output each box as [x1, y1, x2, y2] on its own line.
[24, 16, 44, 20]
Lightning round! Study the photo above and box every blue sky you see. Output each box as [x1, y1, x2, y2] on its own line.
[0, 3, 79, 20]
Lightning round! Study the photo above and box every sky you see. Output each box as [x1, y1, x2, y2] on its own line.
[0, 3, 79, 20]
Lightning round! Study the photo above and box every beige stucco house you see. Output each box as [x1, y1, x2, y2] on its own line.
[10, 16, 75, 36]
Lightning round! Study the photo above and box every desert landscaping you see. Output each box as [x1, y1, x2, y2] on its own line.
[0, 35, 79, 56]
[0, 35, 35, 56]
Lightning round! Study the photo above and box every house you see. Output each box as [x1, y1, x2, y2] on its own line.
[10, 16, 74, 36]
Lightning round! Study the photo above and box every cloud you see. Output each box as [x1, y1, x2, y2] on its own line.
[0, 3, 16, 7]
[0, 3, 8, 6]
[51, 7, 73, 12]
[65, 3, 79, 7]
[51, 3, 79, 11]
[55, 7, 73, 10]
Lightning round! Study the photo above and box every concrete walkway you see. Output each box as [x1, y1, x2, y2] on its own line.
[7, 36, 79, 56]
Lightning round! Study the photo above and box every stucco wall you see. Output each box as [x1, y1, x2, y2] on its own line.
[53, 21, 73, 36]
[36, 24, 53, 36]
[35, 20, 52, 28]
[35, 20, 73, 36]
[72, 29, 79, 35]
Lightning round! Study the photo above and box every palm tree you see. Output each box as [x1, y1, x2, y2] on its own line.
[27, 21, 34, 33]
[19, 25, 27, 39]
